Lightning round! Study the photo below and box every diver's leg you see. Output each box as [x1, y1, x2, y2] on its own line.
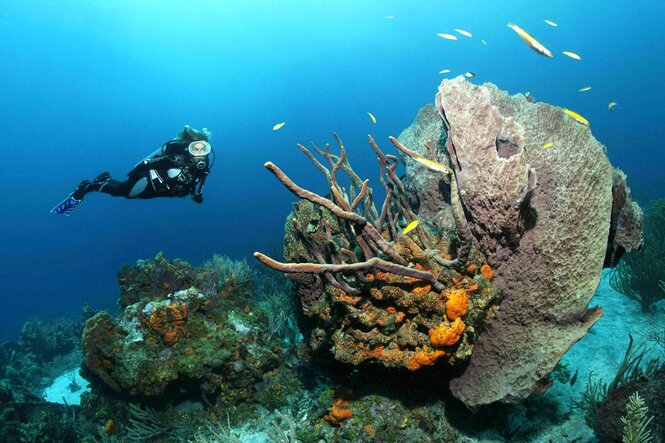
[96, 178, 135, 197]
[74, 172, 161, 199]
[98, 176, 159, 199]
[71, 172, 110, 200]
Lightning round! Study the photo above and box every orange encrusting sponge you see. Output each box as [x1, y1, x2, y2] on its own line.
[429, 318, 465, 348]
[445, 289, 469, 320]
[480, 264, 494, 279]
[405, 347, 445, 371]
[324, 399, 353, 425]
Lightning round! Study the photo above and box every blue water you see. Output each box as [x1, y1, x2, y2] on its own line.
[1, 0, 664, 340]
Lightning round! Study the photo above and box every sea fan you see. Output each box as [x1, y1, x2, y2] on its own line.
[203, 254, 254, 298]
[620, 392, 653, 443]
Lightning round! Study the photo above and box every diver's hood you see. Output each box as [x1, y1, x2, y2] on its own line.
[188, 141, 212, 157]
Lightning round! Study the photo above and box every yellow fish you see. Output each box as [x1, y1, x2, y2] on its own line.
[385, 16, 395, 20]
[562, 51, 582, 60]
[464, 72, 475, 78]
[608, 102, 618, 111]
[272, 122, 286, 131]
[437, 33, 458, 40]
[455, 29, 473, 38]
[544, 19, 558, 27]
[439, 69, 451, 74]
[411, 156, 453, 175]
[542, 141, 554, 149]
[481, 39, 488, 46]
[368, 112, 377, 123]
[507, 23, 553, 58]
[578, 86, 592, 92]
[562, 108, 589, 126]
[402, 220, 420, 235]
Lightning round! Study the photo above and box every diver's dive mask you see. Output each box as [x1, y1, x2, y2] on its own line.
[188, 141, 212, 169]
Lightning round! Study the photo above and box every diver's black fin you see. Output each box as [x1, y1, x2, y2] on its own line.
[50, 194, 83, 216]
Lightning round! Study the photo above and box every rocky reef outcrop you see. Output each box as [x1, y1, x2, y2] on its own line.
[255, 129, 502, 375]
[81, 253, 284, 402]
[255, 77, 642, 409]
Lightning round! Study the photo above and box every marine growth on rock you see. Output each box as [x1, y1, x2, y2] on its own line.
[82, 252, 285, 401]
[254, 77, 643, 408]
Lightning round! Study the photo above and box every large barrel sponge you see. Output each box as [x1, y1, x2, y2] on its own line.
[398, 77, 642, 408]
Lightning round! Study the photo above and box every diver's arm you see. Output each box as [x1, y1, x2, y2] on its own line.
[192, 174, 208, 204]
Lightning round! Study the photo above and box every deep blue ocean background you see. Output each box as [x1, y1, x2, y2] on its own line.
[1, 0, 663, 341]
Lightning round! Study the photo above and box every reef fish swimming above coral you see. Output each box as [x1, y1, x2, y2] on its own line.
[254, 76, 643, 409]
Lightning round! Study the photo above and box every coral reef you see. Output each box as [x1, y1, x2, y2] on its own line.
[254, 132, 499, 374]
[610, 199, 665, 312]
[0, 369, 101, 440]
[0, 400, 84, 443]
[19, 317, 81, 362]
[0, 313, 86, 400]
[255, 77, 643, 408]
[82, 252, 285, 400]
[117, 251, 200, 308]
[2, 251, 615, 442]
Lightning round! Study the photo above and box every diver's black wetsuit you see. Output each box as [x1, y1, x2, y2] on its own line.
[78, 139, 210, 203]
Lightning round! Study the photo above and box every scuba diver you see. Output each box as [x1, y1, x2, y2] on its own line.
[52, 125, 214, 216]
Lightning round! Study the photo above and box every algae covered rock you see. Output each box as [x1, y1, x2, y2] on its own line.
[82, 253, 283, 400]
[19, 317, 81, 362]
[278, 156, 500, 372]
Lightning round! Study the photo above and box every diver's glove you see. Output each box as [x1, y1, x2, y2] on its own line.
[192, 175, 206, 204]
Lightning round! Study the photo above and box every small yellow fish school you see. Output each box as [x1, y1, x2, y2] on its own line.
[401, 220, 420, 235]
[455, 29, 473, 38]
[412, 156, 453, 175]
[272, 122, 286, 131]
[562, 51, 582, 60]
[507, 23, 553, 58]
[562, 108, 589, 126]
